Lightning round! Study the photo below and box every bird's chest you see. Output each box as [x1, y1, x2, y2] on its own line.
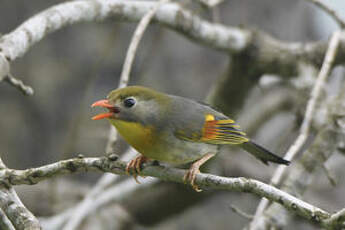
[110, 120, 155, 153]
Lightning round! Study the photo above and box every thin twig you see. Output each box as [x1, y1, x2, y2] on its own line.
[248, 73, 345, 230]
[230, 204, 253, 220]
[250, 31, 342, 229]
[0, 54, 33, 95]
[321, 164, 337, 187]
[62, 178, 157, 230]
[119, 0, 169, 88]
[3, 74, 34, 96]
[106, 0, 168, 153]
[39, 209, 73, 230]
[41, 177, 157, 230]
[238, 87, 294, 134]
[306, 0, 345, 29]
[62, 149, 136, 230]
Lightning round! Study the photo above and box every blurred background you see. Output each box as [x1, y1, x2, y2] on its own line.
[0, 0, 345, 229]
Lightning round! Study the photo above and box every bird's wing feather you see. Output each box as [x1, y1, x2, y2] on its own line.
[175, 113, 249, 145]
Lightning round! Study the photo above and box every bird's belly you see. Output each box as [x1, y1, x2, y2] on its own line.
[144, 134, 218, 164]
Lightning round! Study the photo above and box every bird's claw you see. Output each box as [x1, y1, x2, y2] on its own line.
[183, 167, 202, 192]
[126, 155, 148, 183]
[183, 153, 216, 192]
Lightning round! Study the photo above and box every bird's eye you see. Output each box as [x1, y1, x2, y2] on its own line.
[123, 98, 136, 108]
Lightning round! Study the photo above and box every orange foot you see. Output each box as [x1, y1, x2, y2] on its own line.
[183, 153, 216, 192]
[126, 155, 149, 183]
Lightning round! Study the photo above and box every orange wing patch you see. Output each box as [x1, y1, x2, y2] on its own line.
[201, 114, 249, 145]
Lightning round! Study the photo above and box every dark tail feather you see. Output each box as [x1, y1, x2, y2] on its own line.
[240, 141, 290, 165]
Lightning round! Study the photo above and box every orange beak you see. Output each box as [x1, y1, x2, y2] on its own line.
[91, 99, 119, 120]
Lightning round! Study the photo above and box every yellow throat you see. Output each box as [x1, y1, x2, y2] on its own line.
[109, 119, 154, 153]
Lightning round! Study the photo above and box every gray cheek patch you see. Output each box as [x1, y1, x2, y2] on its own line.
[133, 100, 161, 125]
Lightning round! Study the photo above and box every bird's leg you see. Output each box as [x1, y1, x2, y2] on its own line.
[183, 153, 216, 192]
[126, 155, 149, 183]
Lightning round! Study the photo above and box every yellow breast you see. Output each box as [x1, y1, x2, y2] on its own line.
[109, 119, 155, 154]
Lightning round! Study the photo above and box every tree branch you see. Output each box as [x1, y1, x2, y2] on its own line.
[0, 1, 344, 229]
[61, 150, 136, 230]
[45, 177, 157, 230]
[0, 0, 345, 82]
[0, 209, 15, 230]
[306, 0, 345, 29]
[325, 208, 345, 230]
[118, 0, 169, 88]
[0, 54, 10, 82]
[250, 31, 342, 229]
[0, 54, 32, 95]
[249, 33, 345, 229]
[230, 204, 254, 220]
[0, 0, 249, 61]
[3, 74, 34, 96]
[0, 159, 40, 230]
[0, 155, 342, 228]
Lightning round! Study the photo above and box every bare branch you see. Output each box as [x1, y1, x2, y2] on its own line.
[238, 87, 295, 134]
[197, 0, 225, 8]
[0, 54, 10, 81]
[71, 178, 156, 225]
[321, 164, 337, 187]
[230, 205, 253, 220]
[61, 150, 136, 230]
[306, 0, 345, 29]
[0, 0, 249, 62]
[0, 159, 40, 230]
[0, 1, 344, 229]
[251, 31, 342, 228]
[325, 208, 345, 229]
[40, 209, 73, 230]
[259, 127, 343, 229]
[302, 31, 341, 134]
[105, 127, 117, 154]
[0, 53, 33, 95]
[0, 209, 15, 230]
[280, 30, 340, 176]
[0, 189, 41, 230]
[1, 0, 344, 80]
[119, 0, 169, 88]
[3, 74, 34, 96]
[247, 74, 345, 229]
[45, 177, 157, 230]
[0, 156, 338, 227]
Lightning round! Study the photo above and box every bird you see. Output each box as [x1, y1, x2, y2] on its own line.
[91, 86, 290, 191]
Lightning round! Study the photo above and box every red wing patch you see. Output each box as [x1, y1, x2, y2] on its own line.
[201, 114, 249, 144]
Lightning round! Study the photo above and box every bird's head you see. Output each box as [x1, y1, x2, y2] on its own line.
[91, 86, 169, 125]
